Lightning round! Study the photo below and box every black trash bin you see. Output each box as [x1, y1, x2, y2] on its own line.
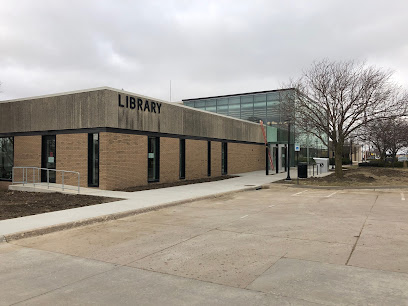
[298, 162, 308, 178]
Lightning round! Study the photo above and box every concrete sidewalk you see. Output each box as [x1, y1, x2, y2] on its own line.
[1, 169, 331, 240]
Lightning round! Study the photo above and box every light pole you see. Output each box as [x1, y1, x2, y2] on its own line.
[285, 122, 292, 181]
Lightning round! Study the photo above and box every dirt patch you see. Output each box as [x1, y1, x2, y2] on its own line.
[116, 175, 237, 192]
[0, 190, 122, 220]
[275, 167, 408, 187]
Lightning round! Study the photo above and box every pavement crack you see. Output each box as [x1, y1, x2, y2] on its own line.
[345, 195, 377, 266]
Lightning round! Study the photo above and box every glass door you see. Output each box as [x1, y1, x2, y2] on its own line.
[148, 137, 160, 182]
[41, 135, 56, 183]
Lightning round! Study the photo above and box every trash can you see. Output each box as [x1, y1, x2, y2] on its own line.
[298, 162, 308, 178]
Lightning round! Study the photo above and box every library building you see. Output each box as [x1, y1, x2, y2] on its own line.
[0, 87, 266, 190]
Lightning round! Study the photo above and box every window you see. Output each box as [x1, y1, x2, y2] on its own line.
[0, 137, 13, 181]
[41, 135, 56, 183]
[216, 98, 229, 116]
[228, 97, 241, 119]
[205, 99, 216, 112]
[222, 142, 228, 175]
[88, 133, 99, 187]
[179, 139, 185, 179]
[148, 137, 160, 182]
[240, 95, 254, 121]
[207, 141, 211, 177]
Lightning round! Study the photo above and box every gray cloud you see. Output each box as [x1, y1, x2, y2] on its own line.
[0, 0, 407, 101]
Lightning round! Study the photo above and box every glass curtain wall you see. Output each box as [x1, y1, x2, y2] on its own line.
[183, 89, 329, 166]
[0, 137, 13, 180]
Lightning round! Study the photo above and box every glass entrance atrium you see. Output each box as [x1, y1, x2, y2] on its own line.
[183, 89, 328, 164]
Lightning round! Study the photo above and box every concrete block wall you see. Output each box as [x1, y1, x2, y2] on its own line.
[227, 143, 265, 174]
[56, 133, 88, 187]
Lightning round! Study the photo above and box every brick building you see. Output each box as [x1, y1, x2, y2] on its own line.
[0, 87, 266, 190]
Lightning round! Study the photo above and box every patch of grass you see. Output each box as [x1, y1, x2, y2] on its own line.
[275, 167, 408, 187]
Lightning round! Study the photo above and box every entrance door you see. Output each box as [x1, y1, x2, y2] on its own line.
[41, 135, 56, 183]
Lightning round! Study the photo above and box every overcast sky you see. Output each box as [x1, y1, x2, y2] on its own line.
[0, 0, 407, 102]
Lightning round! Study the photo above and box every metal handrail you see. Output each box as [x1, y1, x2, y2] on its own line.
[308, 162, 324, 177]
[12, 167, 80, 193]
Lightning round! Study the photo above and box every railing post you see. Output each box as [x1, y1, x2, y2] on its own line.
[12, 167, 14, 184]
[62, 172, 64, 191]
[33, 168, 35, 188]
[47, 169, 49, 189]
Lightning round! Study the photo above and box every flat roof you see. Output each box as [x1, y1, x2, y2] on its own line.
[182, 88, 294, 102]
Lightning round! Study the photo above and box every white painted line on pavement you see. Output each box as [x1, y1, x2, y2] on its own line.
[326, 191, 338, 198]
[292, 190, 308, 196]
[240, 215, 249, 219]
[401, 193, 405, 201]
[268, 205, 275, 207]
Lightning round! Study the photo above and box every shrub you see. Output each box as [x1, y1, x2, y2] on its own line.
[358, 161, 403, 168]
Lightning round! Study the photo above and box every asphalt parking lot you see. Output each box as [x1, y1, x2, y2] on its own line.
[1, 185, 408, 305]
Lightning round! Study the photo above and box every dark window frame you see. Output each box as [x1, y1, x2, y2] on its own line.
[207, 141, 211, 177]
[41, 135, 56, 183]
[222, 142, 228, 175]
[148, 136, 160, 182]
[179, 138, 186, 179]
[88, 133, 99, 187]
[0, 136, 14, 181]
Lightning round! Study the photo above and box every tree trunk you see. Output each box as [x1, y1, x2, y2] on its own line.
[334, 141, 344, 178]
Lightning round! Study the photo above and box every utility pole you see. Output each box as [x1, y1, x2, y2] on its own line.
[170, 80, 172, 102]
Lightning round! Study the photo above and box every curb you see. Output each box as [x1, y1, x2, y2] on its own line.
[272, 183, 408, 191]
[2, 186, 262, 243]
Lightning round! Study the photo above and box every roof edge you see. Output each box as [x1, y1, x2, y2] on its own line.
[0, 86, 171, 104]
[182, 88, 295, 102]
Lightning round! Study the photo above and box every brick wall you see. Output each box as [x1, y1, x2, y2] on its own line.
[13, 135, 41, 182]
[160, 137, 179, 183]
[99, 132, 147, 190]
[227, 142, 265, 174]
[185, 139, 207, 180]
[56, 133, 88, 187]
[14, 136, 41, 168]
[210, 141, 222, 177]
[11, 133, 265, 190]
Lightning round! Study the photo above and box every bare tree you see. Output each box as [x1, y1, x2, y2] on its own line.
[358, 117, 408, 164]
[286, 59, 407, 178]
[358, 118, 393, 161]
[387, 118, 408, 162]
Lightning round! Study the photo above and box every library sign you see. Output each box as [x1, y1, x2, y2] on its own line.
[118, 94, 162, 114]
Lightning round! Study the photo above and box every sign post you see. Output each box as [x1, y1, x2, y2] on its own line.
[295, 144, 300, 184]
